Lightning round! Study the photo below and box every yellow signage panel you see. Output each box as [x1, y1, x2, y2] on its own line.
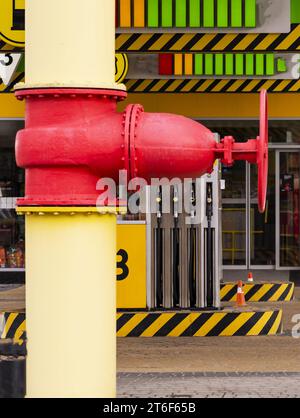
[115, 53, 129, 84]
[117, 224, 147, 309]
[0, 0, 25, 47]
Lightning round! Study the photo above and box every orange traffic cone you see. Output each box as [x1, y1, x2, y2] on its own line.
[247, 272, 254, 283]
[236, 280, 247, 307]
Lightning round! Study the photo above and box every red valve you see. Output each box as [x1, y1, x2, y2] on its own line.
[15, 88, 268, 212]
[215, 90, 268, 213]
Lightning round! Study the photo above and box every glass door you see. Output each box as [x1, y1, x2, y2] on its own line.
[222, 161, 247, 268]
[276, 151, 300, 269]
[222, 152, 276, 269]
[249, 151, 276, 268]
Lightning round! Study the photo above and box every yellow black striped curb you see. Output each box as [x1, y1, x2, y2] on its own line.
[117, 309, 283, 337]
[1, 309, 283, 340]
[116, 25, 300, 52]
[221, 282, 295, 302]
[124, 78, 300, 93]
[0, 312, 26, 344]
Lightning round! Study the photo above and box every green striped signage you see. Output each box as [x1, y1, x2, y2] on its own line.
[118, 0, 258, 29]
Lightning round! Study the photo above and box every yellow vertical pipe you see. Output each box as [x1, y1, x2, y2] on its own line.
[25, 0, 123, 90]
[20, 0, 125, 398]
[24, 210, 117, 398]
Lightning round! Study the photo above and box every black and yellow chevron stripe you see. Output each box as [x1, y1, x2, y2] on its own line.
[0, 40, 23, 52]
[221, 282, 294, 302]
[116, 25, 300, 52]
[3, 27, 300, 54]
[117, 309, 283, 337]
[3, 75, 300, 95]
[0, 313, 26, 344]
[124, 78, 300, 93]
[0, 309, 283, 340]
[0, 71, 24, 93]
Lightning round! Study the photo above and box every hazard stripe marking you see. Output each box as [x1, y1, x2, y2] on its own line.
[123, 79, 300, 93]
[116, 310, 283, 337]
[116, 313, 135, 331]
[194, 313, 228, 336]
[4, 26, 300, 54]
[259, 284, 283, 302]
[116, 25, 300, 52]
[279, 284, 295, 301]
[1, 313, 18, 338]
[247, 311, 274, 335]
[233, 312, 263, 336]
[220, 284, 236, 300]
[220, 282, 294, 302]
[167, 313, 201, 337]
[154, 313, 189, 337]
[220, 312, 255, 336]
[248, 284, 274, 302]
[142, 313, 177, 337]
[1, 313, 26, 339]
[13, 320, 26, 345]
[259, 311, 280, 336]
[127, 313, 161, 337]
[284, 286, 295, 302]
[269, 310, 283, 335]
[2, 72, 300, 95]
[180, 313, 214, 336]
[206, 312, 240, 337]
[0, 310, 283, 339]
[117, 313, 149, 336]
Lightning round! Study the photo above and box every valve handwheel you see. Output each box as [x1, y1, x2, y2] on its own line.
[257, 90, 268, 213]
[218, 90, 269, 213]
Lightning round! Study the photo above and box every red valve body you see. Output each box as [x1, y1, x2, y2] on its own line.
[15, 88, 266, 210]
[16, 89, 216, 206]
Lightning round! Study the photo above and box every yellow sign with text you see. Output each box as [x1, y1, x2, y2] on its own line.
[117, 224, 147, 309]
[0, 0, 25, 47]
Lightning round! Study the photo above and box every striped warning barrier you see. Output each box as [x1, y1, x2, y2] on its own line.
[0, 309, 283, 339]
[117, 309, 283, 337]
[5, 75, 300, 94]
[116, 24, 300, 52]
[220, 282, 295, 302]
[0, 312, 26, 344]
[124, 78, 300, 93]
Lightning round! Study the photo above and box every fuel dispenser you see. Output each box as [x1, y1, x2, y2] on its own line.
[145, 154, 222, 310]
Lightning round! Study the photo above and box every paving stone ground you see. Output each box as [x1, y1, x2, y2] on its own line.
[117, 372, 300, 398]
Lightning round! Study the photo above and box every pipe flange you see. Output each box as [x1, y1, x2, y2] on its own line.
[123, 104, 144, 179]
[15, 88, 127, 102]
[16, 206, 127, 216]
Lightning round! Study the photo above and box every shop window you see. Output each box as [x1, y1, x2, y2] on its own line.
[0, 121, 25, 272]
